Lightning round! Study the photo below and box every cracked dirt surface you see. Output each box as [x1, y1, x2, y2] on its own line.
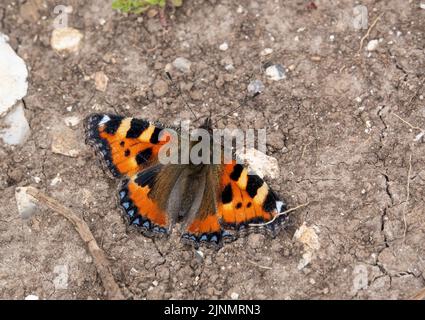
[0, 0, 424, 299]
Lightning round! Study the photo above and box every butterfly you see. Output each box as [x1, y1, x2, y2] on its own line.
[84, 113, 288, 248]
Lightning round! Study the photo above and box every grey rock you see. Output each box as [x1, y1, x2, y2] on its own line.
[247, 79, 265, 95]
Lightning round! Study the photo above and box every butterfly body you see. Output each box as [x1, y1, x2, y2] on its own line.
[85, 113, 287, 248]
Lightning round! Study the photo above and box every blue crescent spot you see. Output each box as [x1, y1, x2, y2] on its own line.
[132, 217, 140, 226]
[122, 202, 130, 209]
[210, 235, 218, 243]
[200, 234, 208, 242]
[222, 230, 232, 238]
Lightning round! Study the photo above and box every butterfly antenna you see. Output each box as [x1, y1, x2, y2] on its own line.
[165, 72, 200, 124]
[213, 91, 260, 126]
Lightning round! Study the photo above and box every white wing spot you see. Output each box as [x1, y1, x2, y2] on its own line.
[98, 115, 111, 125]
[276, 201, 284, 213]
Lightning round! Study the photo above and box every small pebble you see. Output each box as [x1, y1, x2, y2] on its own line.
[0, 102, 30, 145]
[236, 148, 279, 179]
[265, 64, 286, 81]
[247, 233, 265, 249]
[152, 80, 169, 97]
[50, 173, 62, 186]
[51, 125, 81, 157]
[219, 42, 228, 51]
[53, 265, 69, 290]
[230, 292, 239, 300]
[94, 71, 108, 92]
[15, 187, 37, 219]
[260, 48, 273, 56]
[247, 80, 265, 95]
[195, 250, 204, 259]
[366, 39, 379, 51]
[173, 57, 191, 73]
[50, 27, 83, 53]
[224, 64, 234, 71]
[64, 116, 80, 127]
[24, 295, 39, 300]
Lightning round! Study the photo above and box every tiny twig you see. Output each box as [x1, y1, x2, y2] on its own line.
[249, 202, 310, 227]
[402, 154, 412, 243]
[392, 113, 424, 131]
[392, 112, 425, 141]
[26, 187, 124, 300]
[358, 13, 383, 53]
[247, 260, 273, 270]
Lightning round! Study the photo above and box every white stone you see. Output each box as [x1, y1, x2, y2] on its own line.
[236, 148, 280, 179]
[64, 115, 80, 127]
[15, 187, 37, 219]
[366, 39, 379, 51]
[196, 250, 204, 259]
[0, 102, 30, 145]
[130, 267, 139, 276]
[50, 27, 83, 53]
[224, 64, 234, 71]
[260, 48, 273, 56]
[172, 57, 191, 73]
[294, 223, 320, 270]
[247, 80, 265, 95]
[265, 64, 286, 81]
[50, 173, 62, 186]
[24, 295, 39, 300]
[230, 292, 239, 300]
[420, 3, 425, 10]
[414, 131, 425, 142]
[0, 34, 28, 116]
[53, 265, 68, 290]
[219, 42, 228, 51]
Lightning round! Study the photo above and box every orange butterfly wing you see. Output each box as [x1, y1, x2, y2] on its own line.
[218, 163, 287, 235]
[86, 114, 170, 235]
[182, 162, 287, 248]
[118, 165, 170, 236]
[85, 114, 168, 177]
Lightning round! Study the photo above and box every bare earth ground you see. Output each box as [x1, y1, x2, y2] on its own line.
[0, 0, 424, 299]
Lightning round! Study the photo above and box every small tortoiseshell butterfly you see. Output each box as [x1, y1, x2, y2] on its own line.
[84, 114, 287, 248]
